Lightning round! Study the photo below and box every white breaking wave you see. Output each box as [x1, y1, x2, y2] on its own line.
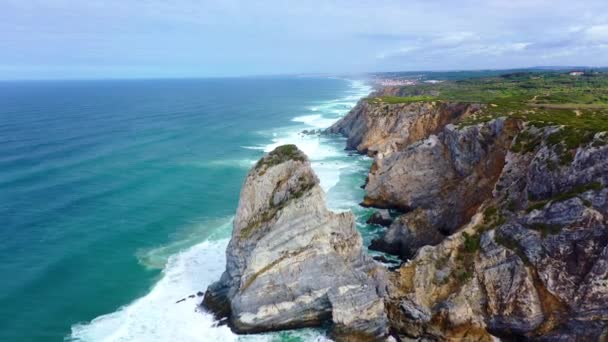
[70, 79, 371, 342]
[291, 114, 336, 129]
[182, 159, 257, 170]
[262, 129, 347, 193]
[136, 218, 234, 270]
[240, 145, 266, 151]
[70, 239, 236, 342]
[264, 79, 371, 193]
[71, 233, 328, 342]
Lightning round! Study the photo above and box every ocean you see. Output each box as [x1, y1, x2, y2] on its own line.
[0, 77, 388, 341]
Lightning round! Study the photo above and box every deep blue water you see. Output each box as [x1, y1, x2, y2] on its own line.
[0, 77, 375, 341]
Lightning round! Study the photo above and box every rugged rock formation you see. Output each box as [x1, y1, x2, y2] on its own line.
[366, 209, 393, 227]
[326, 101, 481, 157]
[328, 100, 517, 259]
[330, 96, 608, 340]
[204, 87, 608, 340]
[384, 213, 549, 341]
[384, 129, 608, 340]
[202, 145, 388, 340]
[369, 208, 445, 260]
[365, 118, 518, 258]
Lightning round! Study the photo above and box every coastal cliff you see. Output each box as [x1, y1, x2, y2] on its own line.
[327, 95, 608, 340]
[202, 145, 388, 340]
[326, 100, 480, 157]
[205, 73, 608, 341]
[364, 117, 517, 259]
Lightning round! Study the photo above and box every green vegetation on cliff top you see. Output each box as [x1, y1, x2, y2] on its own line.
[366, 95, 435, 104]
[368, 72, 608, 149]
[255, 144, 307, 172]
[372, 72, 608, 106]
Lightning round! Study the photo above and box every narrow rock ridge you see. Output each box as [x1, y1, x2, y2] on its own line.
[329, 97, 608, 340]
[202, 145, 389, 340]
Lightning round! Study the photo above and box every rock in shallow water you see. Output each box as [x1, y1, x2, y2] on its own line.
[369, 208, 445, 260]
[366, 209, 393, 227]
[202, 144, 389, 340]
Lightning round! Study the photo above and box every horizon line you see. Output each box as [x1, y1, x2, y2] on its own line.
[1, 65, 606, 82]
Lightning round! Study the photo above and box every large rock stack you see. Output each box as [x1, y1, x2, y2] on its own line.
[202, 145, 388, 340]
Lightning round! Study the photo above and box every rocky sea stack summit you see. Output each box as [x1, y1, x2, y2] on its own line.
[202, 144, 389, 340]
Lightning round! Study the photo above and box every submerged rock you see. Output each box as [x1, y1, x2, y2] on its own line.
[366, 209, 393, 227]
[369, 208, 445, 260]
[202, 145, 388, 340]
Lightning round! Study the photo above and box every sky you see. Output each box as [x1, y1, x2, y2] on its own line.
[1, 0, 608, 79]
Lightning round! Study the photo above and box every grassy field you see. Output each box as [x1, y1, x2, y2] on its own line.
[367, 71, 608, 151]
[365, 95, 435, 104]
[370, 72, 608, 105]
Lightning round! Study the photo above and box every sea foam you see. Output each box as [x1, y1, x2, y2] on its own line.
[70, 239, 236, 341]
[72, 238, 328, 341]
[70, 79, 371, 342]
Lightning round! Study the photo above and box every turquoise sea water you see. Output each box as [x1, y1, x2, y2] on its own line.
[0, 77, 377, 341]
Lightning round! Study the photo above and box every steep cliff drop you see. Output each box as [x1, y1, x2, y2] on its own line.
[326, 100, 480, 157]
[328, 96, 608, 340]
[327, 100, 509, 259]
[202, 145, 389, 341]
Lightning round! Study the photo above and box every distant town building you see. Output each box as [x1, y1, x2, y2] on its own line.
[569, 71, 584, 76]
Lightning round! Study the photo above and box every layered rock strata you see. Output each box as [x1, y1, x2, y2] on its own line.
[204, 95, 608, 340]
[329, 98, 608, 340]
[202, 145, 388, 340]
[326, 101, 481, 157]
[383, 128, 608, 340]
[364, 118, 518, 258]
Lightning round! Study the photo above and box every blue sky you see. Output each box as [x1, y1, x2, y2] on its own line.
[1, 0, 608, 79]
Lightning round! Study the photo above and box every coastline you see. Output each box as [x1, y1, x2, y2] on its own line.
[70, 79, 374, 341]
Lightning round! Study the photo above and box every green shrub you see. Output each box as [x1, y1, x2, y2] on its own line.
[462, 232, 481, 253]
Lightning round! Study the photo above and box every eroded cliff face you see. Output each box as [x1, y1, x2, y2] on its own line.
[329, 99, 608, 340]
[326, 101, 481, 157]
[328, 101, 515, 259]
[384, 129, 608, 341]
[202, 145, 389, 340]
[365, 118, 518, 259]
[205, 97, 608, 340]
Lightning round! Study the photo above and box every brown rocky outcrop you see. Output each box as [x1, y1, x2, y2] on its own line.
[326, 101, 481, 157]
[364, 118, 518, 258]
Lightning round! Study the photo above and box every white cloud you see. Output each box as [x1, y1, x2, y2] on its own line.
[3, 0, 608, 77]
[584, 25, 608, 42]
[432, 32, 479, 47]
[540, 49, 576, 60]
[377, 45, 420, 59]
[377, 37, 531, 60]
